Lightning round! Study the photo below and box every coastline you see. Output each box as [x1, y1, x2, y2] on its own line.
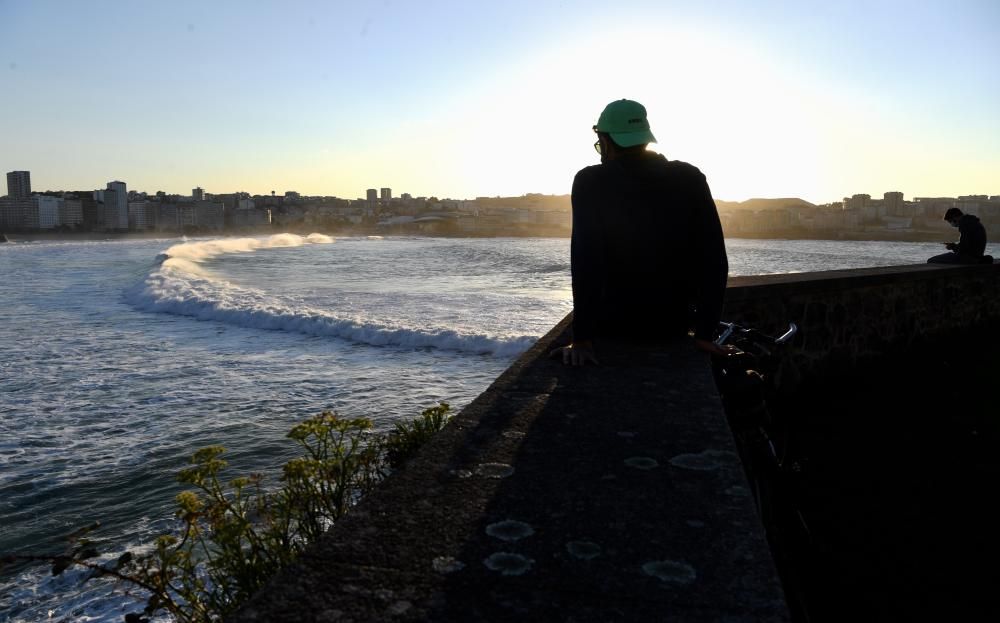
[2, 227, 955, 244]
[3, 230, 185, 243]
[724, 229, 952, 243]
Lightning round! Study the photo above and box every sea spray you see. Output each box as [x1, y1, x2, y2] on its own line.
[161, 232, 334, 265]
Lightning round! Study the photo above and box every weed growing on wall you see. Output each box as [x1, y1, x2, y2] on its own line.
[385, 401, 453, 468]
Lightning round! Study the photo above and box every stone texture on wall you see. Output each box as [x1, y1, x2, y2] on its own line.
[722, 262, 1000, 388]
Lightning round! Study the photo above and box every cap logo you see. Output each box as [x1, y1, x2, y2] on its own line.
[628, 118, 644, 124]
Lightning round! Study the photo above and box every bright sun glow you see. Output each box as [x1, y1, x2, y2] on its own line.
[408, 24, 845, 202]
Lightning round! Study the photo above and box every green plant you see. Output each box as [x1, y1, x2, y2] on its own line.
[1, 404, 452, 623]
[385, 402, 452, 468]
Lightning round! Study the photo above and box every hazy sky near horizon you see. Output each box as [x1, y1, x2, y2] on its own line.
[1, 0, 997, 203]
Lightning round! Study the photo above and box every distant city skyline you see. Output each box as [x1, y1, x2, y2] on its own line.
[9, 166, 998, 209]
[4, 165, 999, 240]
[2, 1, 998, 204]
[5, 166, 998, 206]
[7, 167, 997, 206]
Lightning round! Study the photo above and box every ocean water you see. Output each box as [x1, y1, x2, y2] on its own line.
[1, 234, 991, 621]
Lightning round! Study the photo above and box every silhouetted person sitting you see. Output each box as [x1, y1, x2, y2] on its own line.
[927, 207, 991, 265]
[553, 99, 729, 366]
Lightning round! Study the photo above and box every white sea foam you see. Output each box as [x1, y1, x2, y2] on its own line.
[3, 532, 173, 623]
[126, 234, 536, 357]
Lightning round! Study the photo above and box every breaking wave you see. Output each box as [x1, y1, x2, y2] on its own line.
[125, 234, 536, 357]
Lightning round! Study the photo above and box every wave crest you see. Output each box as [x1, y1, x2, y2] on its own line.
[160, 233, 332, 266]
[126, 234, 535, 357]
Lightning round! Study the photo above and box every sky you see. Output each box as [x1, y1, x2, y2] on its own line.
[1, 0, 997, 204]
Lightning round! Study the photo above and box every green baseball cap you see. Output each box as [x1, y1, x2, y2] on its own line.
[593, 99, 657, 147]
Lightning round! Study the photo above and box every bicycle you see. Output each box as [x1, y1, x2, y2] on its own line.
[712, 320, 813, 621]
[713, 321, 799, 474]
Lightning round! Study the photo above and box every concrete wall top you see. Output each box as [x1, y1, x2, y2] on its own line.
[233, 317, 788, 622]
[730, 261, 995, 290]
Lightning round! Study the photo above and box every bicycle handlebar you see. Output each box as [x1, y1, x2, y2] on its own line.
[774, 323, 798, 345]
[714, 321, 798, 347]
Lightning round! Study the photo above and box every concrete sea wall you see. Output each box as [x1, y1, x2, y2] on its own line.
[723, 262, 1000, 388]
[233, 327, 787, 621]
[232, 261, 999, 622]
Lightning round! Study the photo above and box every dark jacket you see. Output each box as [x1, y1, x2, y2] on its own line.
[570, 152, 728, 343]
[957, 214, 987, 258]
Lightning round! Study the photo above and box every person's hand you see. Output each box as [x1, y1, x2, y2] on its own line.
[945, 242, 958, 251]
[550, 341, 599, 366]
[694, 338, 738, 357]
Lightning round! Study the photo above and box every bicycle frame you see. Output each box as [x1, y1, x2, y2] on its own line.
[711, 320, 812, 622]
